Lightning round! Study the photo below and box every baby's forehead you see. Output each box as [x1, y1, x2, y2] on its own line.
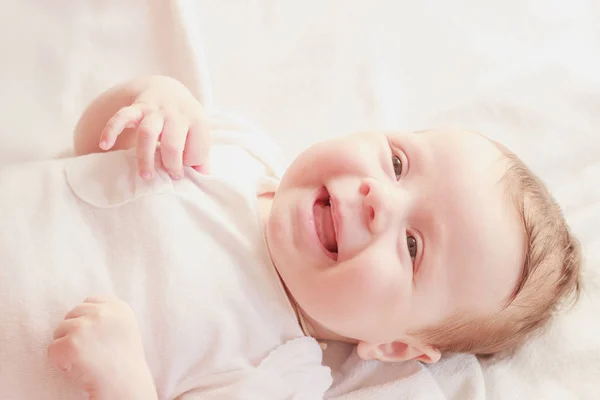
[415, 129, 507, 169]
[423, 131, 524, 309]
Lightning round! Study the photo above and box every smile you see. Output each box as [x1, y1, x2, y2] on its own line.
[313, 186, 339, 261]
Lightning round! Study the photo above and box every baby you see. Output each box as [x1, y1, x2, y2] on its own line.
[0, 76, 581, 399]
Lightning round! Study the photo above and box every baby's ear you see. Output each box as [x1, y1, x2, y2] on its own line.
[356, 340, 441, 363]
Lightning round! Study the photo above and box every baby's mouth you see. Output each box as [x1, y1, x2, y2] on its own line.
[313, 186, 338, 260]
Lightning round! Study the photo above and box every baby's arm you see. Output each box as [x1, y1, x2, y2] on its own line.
[48, 296, 158, 400]
[74, 75, 209, 179]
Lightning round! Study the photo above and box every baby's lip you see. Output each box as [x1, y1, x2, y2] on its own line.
[313, 186, 339, 261]
[329, 192, 341, 259]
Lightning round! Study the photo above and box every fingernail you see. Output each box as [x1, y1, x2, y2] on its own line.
[99, 140, 108, 150]
[142, 171, 153, 180]
[171, 172, 183, 180]
[193, 165, 207, 174]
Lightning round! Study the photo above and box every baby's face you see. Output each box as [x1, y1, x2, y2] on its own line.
[266, 130, 526, 347]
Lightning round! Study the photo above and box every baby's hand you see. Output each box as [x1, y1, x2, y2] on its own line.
[48, 296, 154, 399]
[99, 76, 209, 180]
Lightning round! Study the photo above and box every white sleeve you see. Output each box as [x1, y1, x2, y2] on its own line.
[176, 337, 332, 400]
[206, 108, 288, 183]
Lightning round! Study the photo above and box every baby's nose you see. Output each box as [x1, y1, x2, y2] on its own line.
[360, 178, 394, 234]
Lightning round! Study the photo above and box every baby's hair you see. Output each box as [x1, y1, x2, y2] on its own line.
[413, 141, 582, 357]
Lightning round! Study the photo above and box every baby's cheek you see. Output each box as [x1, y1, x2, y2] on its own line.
[297, 139, 370, 178]
[329, 257, 405, 314]
[307, 259, 405, 340]
[350, 257, 405, 301]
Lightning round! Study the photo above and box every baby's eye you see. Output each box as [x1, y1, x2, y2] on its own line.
[392, 155, 403, 180]
[407, 236, 417, 261]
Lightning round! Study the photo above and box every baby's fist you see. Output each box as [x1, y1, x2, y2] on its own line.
[48, 296, 149, 398]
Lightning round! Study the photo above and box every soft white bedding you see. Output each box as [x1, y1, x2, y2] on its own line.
[1, 1, 598, 399]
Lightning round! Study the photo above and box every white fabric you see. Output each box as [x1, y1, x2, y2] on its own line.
[0, 124, 331, 399]
[1, 1, 599, 399]
[322, 343, 485, 400]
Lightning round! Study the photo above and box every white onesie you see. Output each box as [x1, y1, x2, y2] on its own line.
[0, 113, 332, 399]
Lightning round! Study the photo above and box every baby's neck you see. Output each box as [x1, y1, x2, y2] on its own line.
[297, 305, 357, 344]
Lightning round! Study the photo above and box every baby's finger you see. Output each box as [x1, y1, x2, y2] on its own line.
[160, 116, 187, 179]
[136, 112, 164, 179]
[53, 317, 85, 339]
[64, 302, 100, 320]
[84, 295, 117, 304]
[100, 105, 144, 150]
[183, 118, 210, 172]
[47, 337, 75, 372]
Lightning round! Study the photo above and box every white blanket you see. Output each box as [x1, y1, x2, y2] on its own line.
[1, 1, 599, 399]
